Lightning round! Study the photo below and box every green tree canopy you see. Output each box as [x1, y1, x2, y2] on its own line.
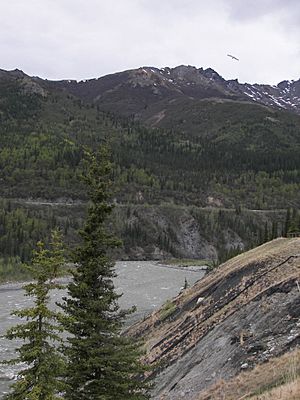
[60, 147, 150, 399]
[3, 229, 65, 400]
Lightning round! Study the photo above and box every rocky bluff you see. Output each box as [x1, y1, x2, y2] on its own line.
[127, 238, 300, 399]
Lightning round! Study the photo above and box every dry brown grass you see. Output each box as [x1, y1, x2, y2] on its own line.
[248, 377, 300, 400]
[171, 238, 300, 311]
[197, 348, 300, 400]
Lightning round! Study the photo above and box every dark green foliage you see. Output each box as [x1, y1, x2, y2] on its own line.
[189, 206, 282, 264]
[284, 208, 300, 235]
[0, 199, 56, 263]
[0, 72, 299, 279]
[3, 230, 65, 399]
[284, 208, 292, 236]
[112, 107, 300, 208]
[0, 199, 83, 281]
[0, 74, 300, 208]
[0, 74, 115, 199]
[0, 76, 41, 120]
[115, 204, 286, 262]
[0, 199, 287, 280]
[60, 148, 149, 399]
[0, 256, 32, 282]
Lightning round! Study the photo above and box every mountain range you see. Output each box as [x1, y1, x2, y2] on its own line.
[42, 65, 300, 120]
[1, 65, 299, 207]
[1, 65, 300, 397]
[0, 66, 299, 399]
[3, 64, 300, 123]
[0, 65, 299, 263]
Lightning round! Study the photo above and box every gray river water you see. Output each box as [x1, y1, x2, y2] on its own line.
[0, 261, 205, 397]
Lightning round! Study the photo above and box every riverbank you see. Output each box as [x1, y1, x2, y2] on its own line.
[157, 258, 211, 272]
[0, 260, 206, 397]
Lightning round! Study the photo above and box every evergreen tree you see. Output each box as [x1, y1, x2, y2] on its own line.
[61, 147, 149, 400]
[3, 229, 65, 400]
[288, 208, 300, 234]
[271, 221, 278, 239]
[284, 208, 292, 236]
[263, 221, 269, 242]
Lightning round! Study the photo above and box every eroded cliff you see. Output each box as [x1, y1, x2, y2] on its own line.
[127, 238, 300, 399]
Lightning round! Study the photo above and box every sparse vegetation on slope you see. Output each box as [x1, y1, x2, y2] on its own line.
[127, 238, 300, 399]
[197, 348, 300, 400]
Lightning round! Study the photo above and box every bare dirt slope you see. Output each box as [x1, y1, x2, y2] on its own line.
[127, 238, 300, 399]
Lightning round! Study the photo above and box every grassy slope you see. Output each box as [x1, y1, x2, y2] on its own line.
[249, 378, 300, 400]
[197, 348, 300, 400]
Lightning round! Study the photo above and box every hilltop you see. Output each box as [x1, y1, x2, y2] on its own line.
[45, 65, 300, 118]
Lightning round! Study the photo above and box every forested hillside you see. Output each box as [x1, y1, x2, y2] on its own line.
[0, 68, 300, 270]
[0, 199, 291, 281]
[1, 70, 300, 209]
[0, 71, 114, 199]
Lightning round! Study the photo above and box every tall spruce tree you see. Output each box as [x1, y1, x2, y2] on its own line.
[61, 147, 149, 400]
[3, 229, 65, 400]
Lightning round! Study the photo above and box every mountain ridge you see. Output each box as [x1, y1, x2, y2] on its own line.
[38, 64, 300, 118]
[0, 65, 300, 264]
[3, 64, 300, 116]
[1, 65, 300, 210]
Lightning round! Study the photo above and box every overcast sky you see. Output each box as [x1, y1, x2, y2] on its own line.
[1, 0, 300, 84]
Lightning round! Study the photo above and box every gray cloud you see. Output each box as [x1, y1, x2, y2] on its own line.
[227, 0, 300, 20]
[0, 0, 299, 84]
[226, 0, 300, 36]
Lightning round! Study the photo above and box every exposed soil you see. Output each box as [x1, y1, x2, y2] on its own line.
[127, 238, 300, 399]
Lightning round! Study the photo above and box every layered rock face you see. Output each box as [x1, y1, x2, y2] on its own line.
[127, 238, 300, 399]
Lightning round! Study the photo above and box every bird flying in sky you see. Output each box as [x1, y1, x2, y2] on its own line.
[227, 54, 239, 61]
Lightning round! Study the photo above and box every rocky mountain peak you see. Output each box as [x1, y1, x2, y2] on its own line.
[171, 64, 197, 79]
[21, 64, 300, 116]
[169, 65, 220, 86]
[0, 68, 27, 79]
[128, 66, 166, 88]
[201, 67, 224, 82]
[117, 66, 300, 114]
[0, 68, 47, 97]
[127, 65, 226, 90]
[277, 79, 294, 90]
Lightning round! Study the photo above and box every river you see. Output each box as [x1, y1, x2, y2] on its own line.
[0, 261, 205, 397]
